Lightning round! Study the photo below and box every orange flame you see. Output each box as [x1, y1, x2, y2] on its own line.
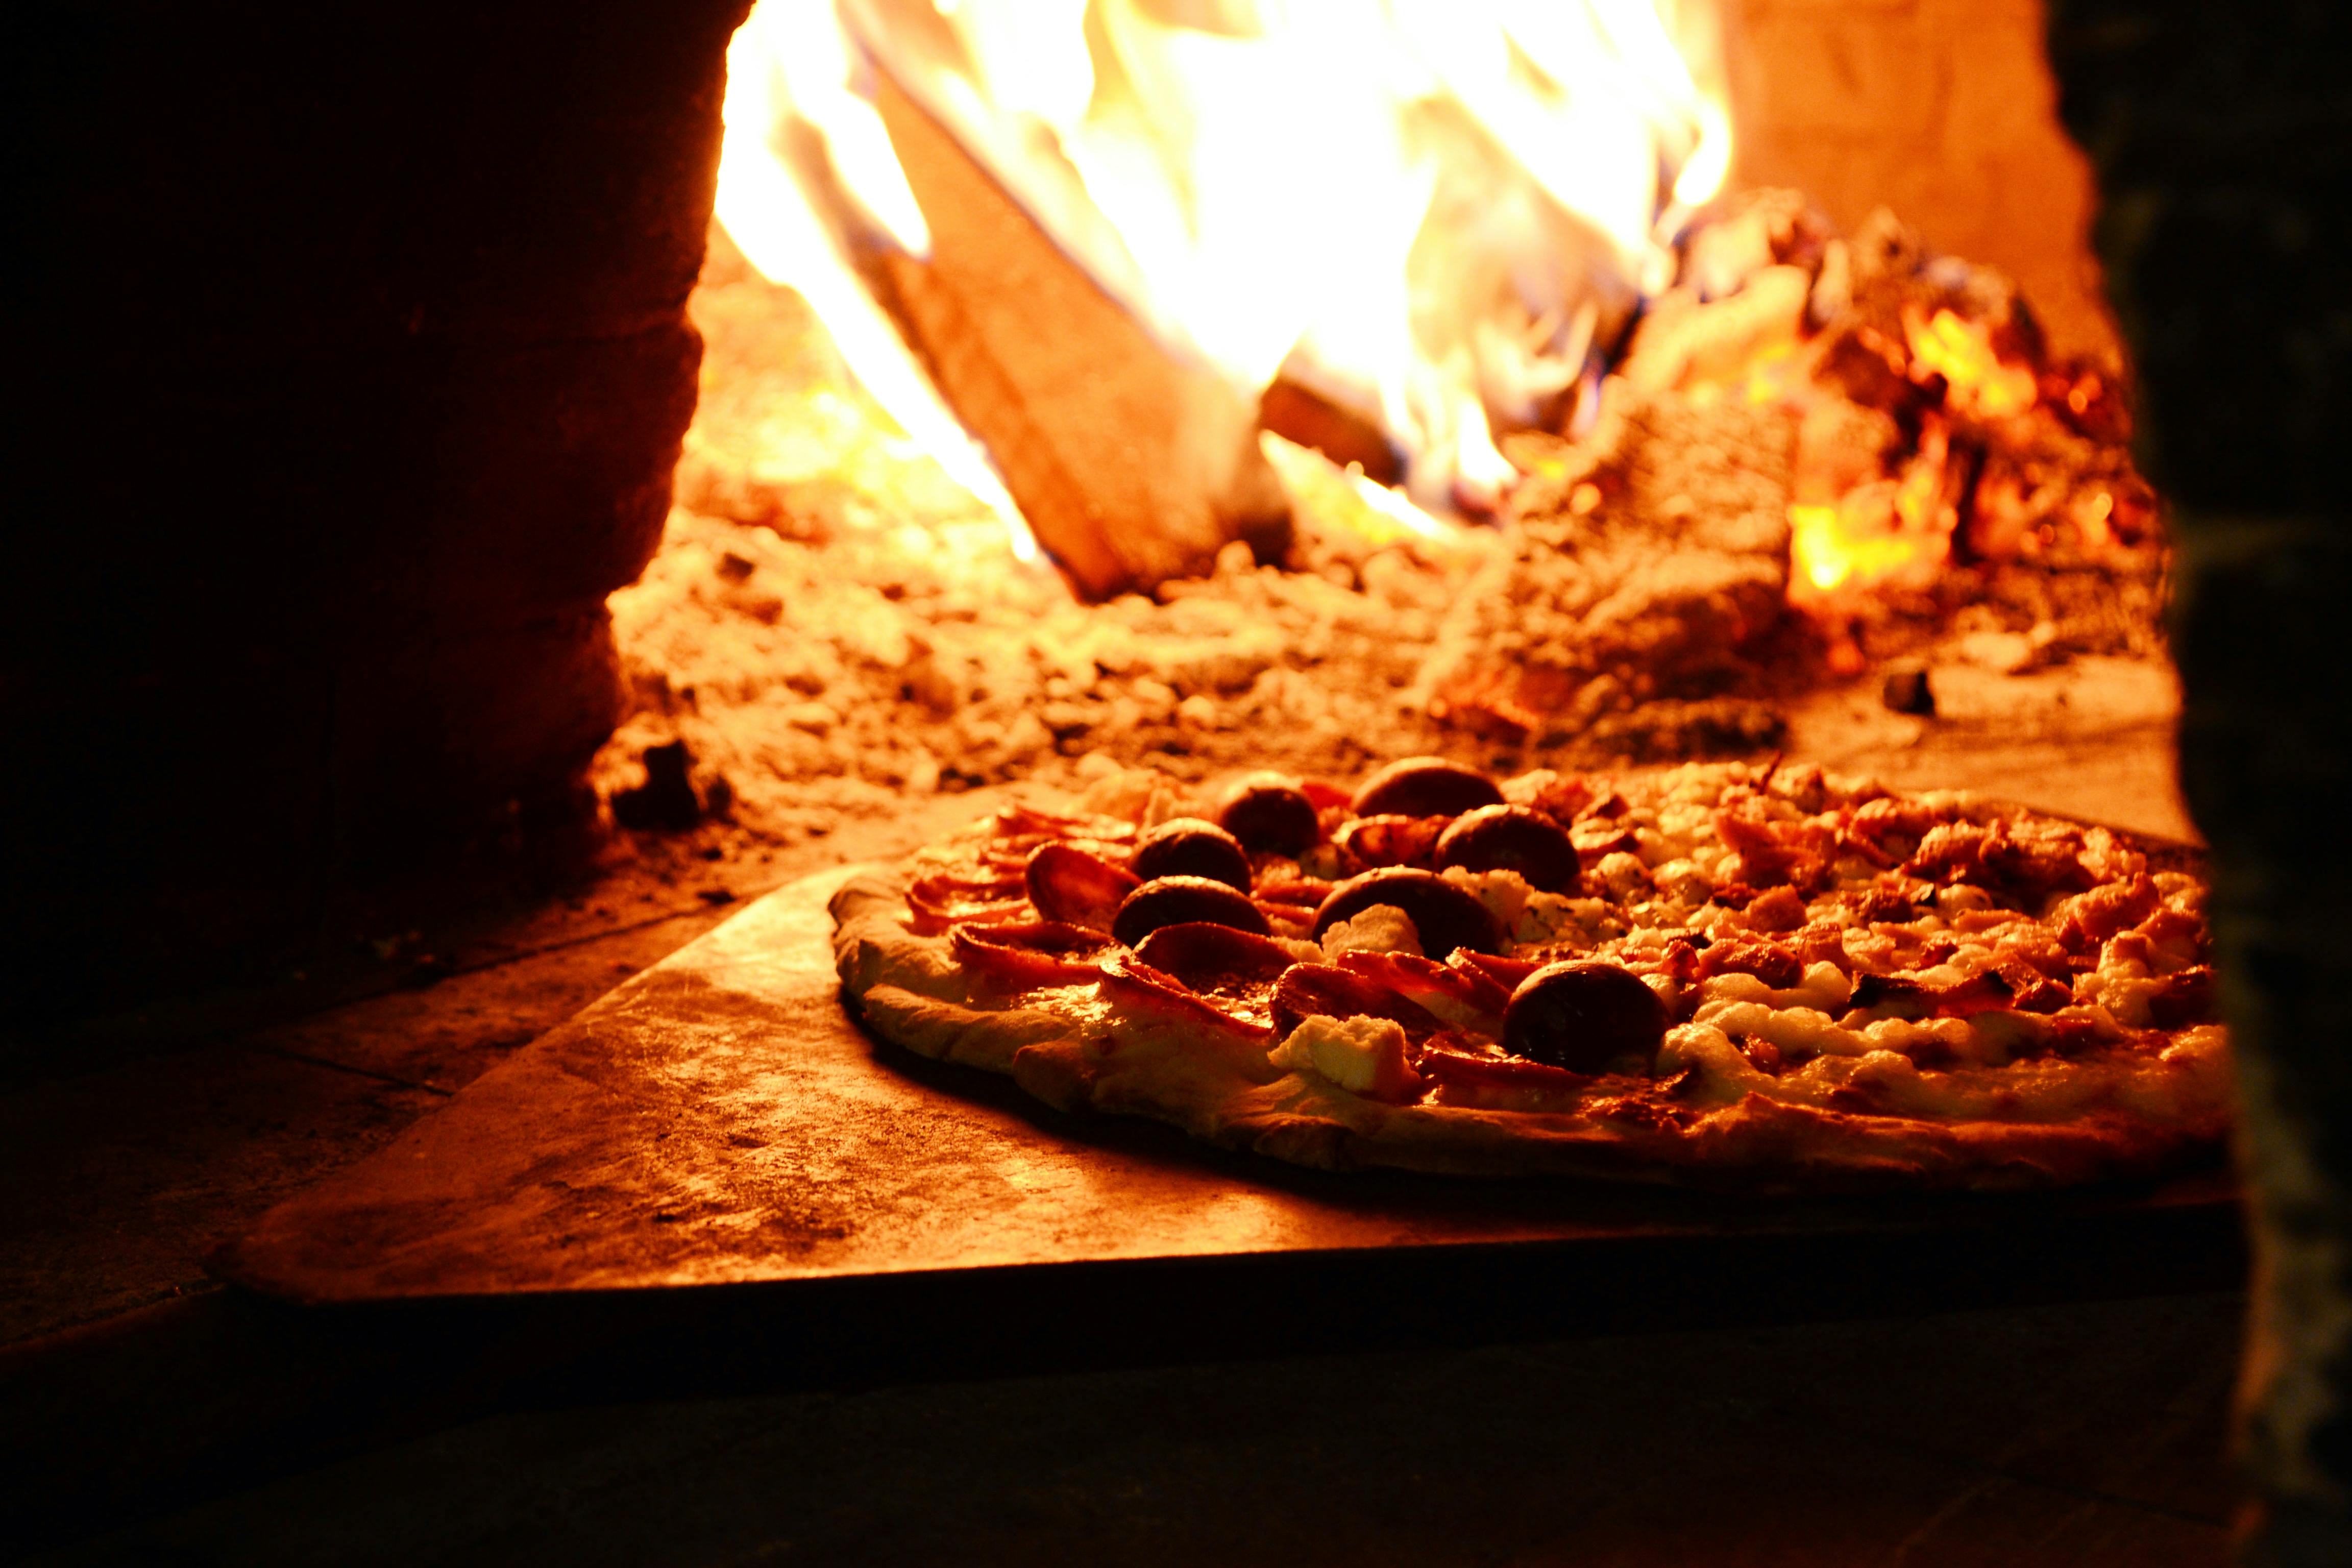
[1902, 305, 2037, 421]
[714, 0, 1734, 546]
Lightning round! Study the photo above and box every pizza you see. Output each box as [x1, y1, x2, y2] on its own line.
[829, 756, 2231, 1191]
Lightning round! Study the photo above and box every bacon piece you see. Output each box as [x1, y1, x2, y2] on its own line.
[1616, 939, 1699, 987]
[1712, 808, 1827, 891]
[1744, 885, 1809, 933]
[1132, 922, 1297, 991]
[1270, 963, 1442, 1039]
[1910, 819, 2098, 904]
[1849, 964, 2067, 1019]
[1694, 935, 1804, 990]
[1570, 817, 1640, 862]
[1098, 952, 1272, 1041]
[1335, 814, 1447, 870]
[2059, 873, 2161, 950]
[1846, 795, 1957, 861]
[1254, 878, 1336, 908]
[1979, 821, 2097, 902]
[2147, 965, 2219, 1028]
[1025, 842, 1141, 932]
[949, 922, 1116, 989]
[1524, 773, 1596, 824]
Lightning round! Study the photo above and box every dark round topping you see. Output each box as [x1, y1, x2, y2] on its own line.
[1113, 875, 1273, 948]
[1310, 867, 1504, 960]
[1501, 961, 1670, 1074]
[1216, 774, 1321, 855]
[1349, 756, 1505, 819]
[1131, 817, 1254, 891]
[1434, 804, 1581, 892]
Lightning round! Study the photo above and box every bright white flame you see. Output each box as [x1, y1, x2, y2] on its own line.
[719, 0, 1730, 549]
[713, 1, 1037, 560]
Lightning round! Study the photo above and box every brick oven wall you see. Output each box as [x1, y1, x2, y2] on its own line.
[7, 3, 749, 1010]
[1718, 0, 2118, 361]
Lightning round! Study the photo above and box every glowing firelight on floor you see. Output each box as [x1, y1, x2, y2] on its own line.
[715, 0, 1730, 565]
[1903, 306, 2039, 422]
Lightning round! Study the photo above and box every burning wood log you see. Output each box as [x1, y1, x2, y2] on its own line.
[864, 73, 1290, 600]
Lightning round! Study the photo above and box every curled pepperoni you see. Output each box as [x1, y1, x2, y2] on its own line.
[906, 872, 1030, 934]
[1338, 950, 1512, 1023]
[1132, 922, 1297, 991]
[1449, 950, 1541, 991]
[1025, 842, 1140, 932]
[949, 922, 1116, 990]
[1098, 952, 1271, 1041]
[1269, 963, 1440, 1039]
[1416, 1037, 1594, 1094]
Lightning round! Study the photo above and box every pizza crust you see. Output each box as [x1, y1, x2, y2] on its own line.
[831, 872, 2221, 1192]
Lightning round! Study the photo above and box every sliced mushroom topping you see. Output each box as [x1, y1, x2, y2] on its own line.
[1433, 804, 1581, 892]
[1500, 960, 1670, 1074]
[1131, 817, 1254, 891]
[1348, 756, 1505, 819]
[1309, 866, 1504, 960]
[1112, 875, 1275, 947]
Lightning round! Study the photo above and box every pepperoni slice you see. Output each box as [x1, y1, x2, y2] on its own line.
[1416, 1038, 1594, 1094]
[1132, 922, 1298, 991]
[1269, 963, 1441, 1039]
[1098, 952, 1272, 1041]
[906, 872, 1031, 934]
[1025, 842, 1141, 932]
[949, 922, 1116, 989]
[1337, 950, 1512, 1023]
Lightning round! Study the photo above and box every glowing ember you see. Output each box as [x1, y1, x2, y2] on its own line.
[1790, 418, 1960, 607]
[1902, 305, 2038, 421]
[716, 0, 1731, 551]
